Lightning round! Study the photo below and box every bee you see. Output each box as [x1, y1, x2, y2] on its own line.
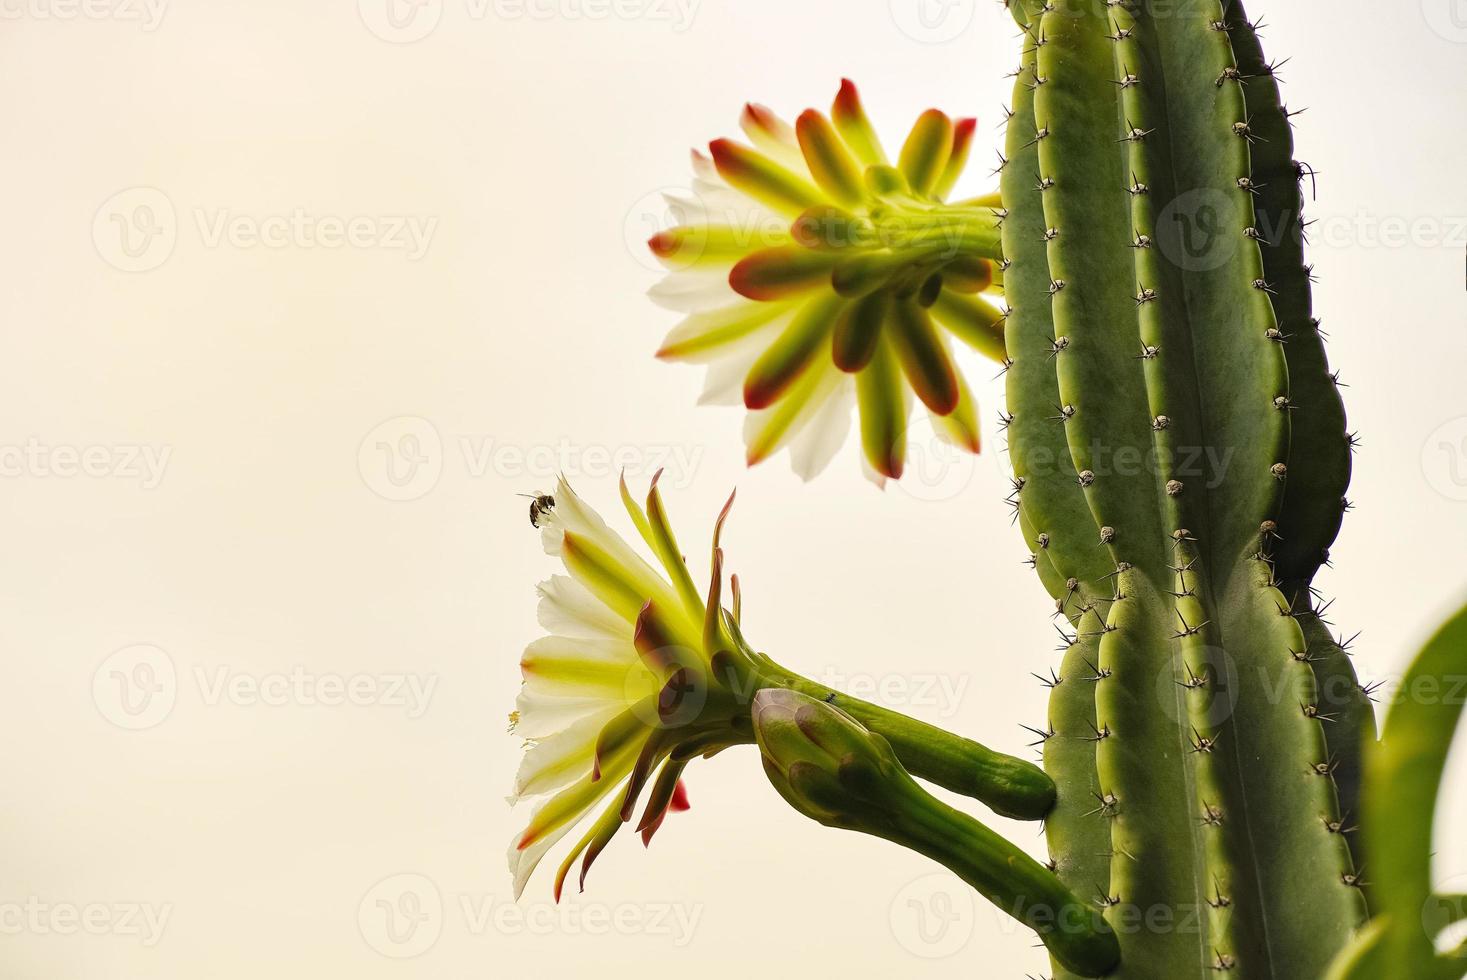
[520, 492, 556, 529]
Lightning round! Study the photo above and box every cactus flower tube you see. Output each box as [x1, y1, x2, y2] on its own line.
[508, 476, 1054, 898]
[650, 81, 1010, 481]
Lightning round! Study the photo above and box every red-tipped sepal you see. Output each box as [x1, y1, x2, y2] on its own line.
[897, 110, 954, 197]
[889, 300, 959, 416]
[831, 79, 888, 167]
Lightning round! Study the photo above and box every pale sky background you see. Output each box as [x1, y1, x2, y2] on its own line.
[1, 1, 1464, 977]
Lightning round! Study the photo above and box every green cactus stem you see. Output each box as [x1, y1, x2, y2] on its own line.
[1001, 1, 1369, 975]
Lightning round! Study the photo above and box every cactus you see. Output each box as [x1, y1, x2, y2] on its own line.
[1000, 1, 1372, 975]
[514, 3, 1467, 978]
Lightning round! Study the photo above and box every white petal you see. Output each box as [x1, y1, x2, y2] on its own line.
[789, 375, 855, 480]
[860, 454, 890, 490]
[551, 478, 669, 600]
[698, 352, 757, 407]
[665, 180, 782, 233]
[507, 758, 638, 898]
[535, 576, 630, 640]
[510, 706, 620, 801]
[657, 301, 791, 364]
[523, 632, 638, 672]
[660, 190, 723, 228]
[520, 635, 649, 702]
[509, 821, 574, 901]
[512, 693, 614, 739]
[647, 268, 740, 313]
[549, 478, 637, 554]
[740, 107, 805, 172]
[687, 180, 782, 233]
[690, 152, 721, 183]
[691, 318, 786, 407]
[743, 359, 843, 467]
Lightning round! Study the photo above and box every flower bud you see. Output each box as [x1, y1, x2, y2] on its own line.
[752, 689, 909, 831]
[751, 691, 1118, 977]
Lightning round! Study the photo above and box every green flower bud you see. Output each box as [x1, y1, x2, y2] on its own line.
[752, 688, 1118, 977]
[752, 688, 909, 830]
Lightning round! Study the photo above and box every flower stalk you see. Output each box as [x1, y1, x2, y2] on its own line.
[752, 689, 1118, 977]
[744, 659, 1054, 820]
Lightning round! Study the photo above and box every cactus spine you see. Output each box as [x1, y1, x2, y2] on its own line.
[1002, 2, 1369, 976]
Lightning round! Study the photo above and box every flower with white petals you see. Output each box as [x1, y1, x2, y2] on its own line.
[509, 475, 758, 900]
[649, 80, 1011, 483]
